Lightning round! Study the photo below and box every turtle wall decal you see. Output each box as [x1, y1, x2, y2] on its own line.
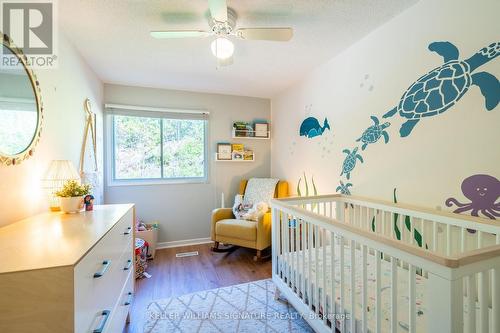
[383, 41, 500, 137]
[356, 115, 391, 150]
[336, 180, 352, 195]
[340, 147, 363, 180]
[299, 117, 330, 138]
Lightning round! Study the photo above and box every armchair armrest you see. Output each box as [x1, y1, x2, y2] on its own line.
[211, 208, 234, 240]
[256, 211, 272, 250]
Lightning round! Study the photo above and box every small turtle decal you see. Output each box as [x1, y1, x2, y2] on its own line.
[299, 117, 330, 138]
[340, 147, 363, 180]
[383, 41, 500, 137]
[356, 115, 390, 150]
[336, 181, 353, 195]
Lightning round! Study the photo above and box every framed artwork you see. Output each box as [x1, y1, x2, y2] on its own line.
[232, 151, 244, 160]
[217, 143, 232, 160]
[254, 123, 269, 138]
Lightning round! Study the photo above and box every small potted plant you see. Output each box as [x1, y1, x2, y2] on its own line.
[55, 180, 92, 213]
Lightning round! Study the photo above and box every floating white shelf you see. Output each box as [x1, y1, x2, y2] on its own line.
[231, 128, 270, 140]
[215, 153, 255, 162]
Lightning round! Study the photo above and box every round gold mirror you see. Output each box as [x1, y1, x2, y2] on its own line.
[0, 34, 43, 166]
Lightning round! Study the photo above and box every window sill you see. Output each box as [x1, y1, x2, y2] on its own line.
[107, 178, 209, 187]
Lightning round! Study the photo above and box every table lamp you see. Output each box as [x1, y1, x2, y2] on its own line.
[42, 160, 80, 211]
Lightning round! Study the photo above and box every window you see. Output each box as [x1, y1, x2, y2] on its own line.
[107, 106, 208, 184]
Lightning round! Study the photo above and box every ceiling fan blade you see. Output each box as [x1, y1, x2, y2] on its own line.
[208, 0, 228, 22]
[150, 30, 210, 39]
[236, 28, 293, 41]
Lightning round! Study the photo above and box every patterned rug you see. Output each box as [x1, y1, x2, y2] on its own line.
[144, 279, 313, 333]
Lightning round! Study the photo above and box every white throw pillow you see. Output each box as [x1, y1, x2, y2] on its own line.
[243, 178, 279, 207]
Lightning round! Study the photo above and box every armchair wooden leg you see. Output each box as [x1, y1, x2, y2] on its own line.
[212, 241, 220, 251]
[253, 250, 262, 261]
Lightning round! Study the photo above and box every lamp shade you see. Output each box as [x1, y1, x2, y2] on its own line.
[42, 160, 80, 211]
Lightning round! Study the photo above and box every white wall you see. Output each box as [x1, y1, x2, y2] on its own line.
[0, 32, 104, 227]
[104, 84, 271, 243]
[271, 0, 500, 215]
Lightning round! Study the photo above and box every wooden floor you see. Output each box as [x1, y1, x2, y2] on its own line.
[124, 243, 272, 333]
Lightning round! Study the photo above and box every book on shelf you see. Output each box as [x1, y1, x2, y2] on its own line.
[231, 143, 244, 152]
[243, 150, 254, 160]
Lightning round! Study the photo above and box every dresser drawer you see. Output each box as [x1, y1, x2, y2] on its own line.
[105, 270, 134, 333]
[74, 209, 133, 333]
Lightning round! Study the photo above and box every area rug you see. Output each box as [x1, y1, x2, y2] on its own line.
[144, 279, 313, 332]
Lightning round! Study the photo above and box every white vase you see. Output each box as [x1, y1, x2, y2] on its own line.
[59, 196, 84, 214]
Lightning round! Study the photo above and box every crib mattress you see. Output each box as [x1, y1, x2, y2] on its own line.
[278, 243, 427, 333]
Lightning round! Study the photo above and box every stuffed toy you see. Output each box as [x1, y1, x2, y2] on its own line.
[232, 194, 246, 219]
[243, 201, 269, 221]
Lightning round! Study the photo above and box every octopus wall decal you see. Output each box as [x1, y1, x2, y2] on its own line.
[445, 174, 500, 220]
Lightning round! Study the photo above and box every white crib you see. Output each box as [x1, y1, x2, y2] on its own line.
[270, 194, 500, 333]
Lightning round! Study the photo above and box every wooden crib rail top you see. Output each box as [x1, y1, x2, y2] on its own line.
[276, 194, 500, 232]
[270, 196, 500, 270]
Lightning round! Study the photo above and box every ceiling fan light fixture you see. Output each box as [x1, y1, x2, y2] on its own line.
[211, 37, 234, 60]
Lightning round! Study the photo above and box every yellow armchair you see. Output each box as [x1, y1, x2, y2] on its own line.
[211, 179, 288, 260]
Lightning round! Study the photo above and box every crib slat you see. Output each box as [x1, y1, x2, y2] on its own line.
[340, 235, 345, 332]
[362, 245, 368, 333]
[420, 218, 425, 249]
[322, 228, 327, 325]
[432, 221, 438, 253]
[376, 250, 382, 333]
[461, 227, 466, 253]
[409, 264, 416, 333]
[446, 224, 451, 256]
[350, 239, 356, 333]
[315, 226, 320, 315]
[308, 222, 313, 309]
[479, 271, 488, 333]
[381, 210, 386, 238]
[391, 257, 398, 333]
[290, 217, 295, 290]
[331, 231, 336, 333]
[467, 274, 476, 333]
[293, 217, 299, 295]
[410, 216, 414, 246]
[302, 220, 306, 303]
[281, 211, 285, 280]
[493, 268, 500, 333]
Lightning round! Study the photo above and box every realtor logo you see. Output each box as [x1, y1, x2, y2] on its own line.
[1, 0, 57, 68]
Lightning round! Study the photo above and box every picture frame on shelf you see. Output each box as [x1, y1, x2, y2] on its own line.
[254, 122, 269, 138]
[243, 150, 254, 161]
[217, 143, 232, 160]
[232, 151, 244, 160]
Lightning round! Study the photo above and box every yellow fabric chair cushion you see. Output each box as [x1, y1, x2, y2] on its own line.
[215, 219, 257, 242]
[211, 179, 289, 251]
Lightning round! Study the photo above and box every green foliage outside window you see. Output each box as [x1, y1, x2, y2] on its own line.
[113, 115, 206, 180]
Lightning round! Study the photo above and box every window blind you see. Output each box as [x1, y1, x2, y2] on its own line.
[104, 103, 209, 120]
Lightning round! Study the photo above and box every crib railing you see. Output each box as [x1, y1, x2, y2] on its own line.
[270, 194, 500, 333]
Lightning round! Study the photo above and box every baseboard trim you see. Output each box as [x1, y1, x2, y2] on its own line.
[157, 237, 212, 249]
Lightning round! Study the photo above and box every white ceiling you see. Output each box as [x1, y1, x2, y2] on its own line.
[60, 0, 418, 98]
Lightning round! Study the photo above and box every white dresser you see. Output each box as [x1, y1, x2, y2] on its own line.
[0, 204, 135, 333]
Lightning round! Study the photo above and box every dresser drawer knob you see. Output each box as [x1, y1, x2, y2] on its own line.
[93, 310, 110, 333]
[123, 259, 133, 271]
[93, 260, 111, 278]
[123, 227, 132, 235]
[124, 292, 134, 306]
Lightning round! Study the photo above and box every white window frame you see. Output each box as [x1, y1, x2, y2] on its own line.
[105, 104, 210, 187]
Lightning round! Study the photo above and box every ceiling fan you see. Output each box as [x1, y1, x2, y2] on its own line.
[150, 0, 293, 66]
